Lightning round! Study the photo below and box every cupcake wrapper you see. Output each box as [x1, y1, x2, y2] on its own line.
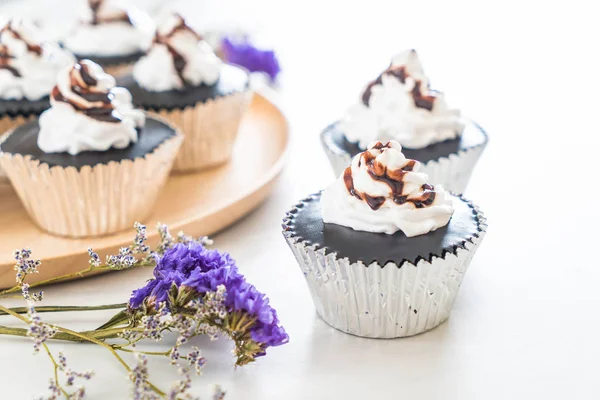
[0, 116, 183, 238]
[102, 63, 134, 78]
[320, 133, 487, 195]
[282, 201, 487, 339]
[0, 114, 37, 183]
[156, 91, 253, 173]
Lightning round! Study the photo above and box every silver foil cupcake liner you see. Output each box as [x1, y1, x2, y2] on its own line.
[320, 128, 488, 195]
[282, 196, 487, 338]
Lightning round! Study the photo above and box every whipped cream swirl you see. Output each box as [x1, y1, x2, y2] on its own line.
[340, 49, 464, 150]
[133, 14, 221, 91]
[0, 19, 74, 101]
[38, 60, 145, 155]
[64, 0, 150, 57]
[321, 140, 454, 237]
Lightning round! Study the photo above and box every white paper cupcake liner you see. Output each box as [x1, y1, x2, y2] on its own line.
[156, 91, 253, 173]
[0, 115, 183, 238]
[282, 196, 487, 338]
[320, 128, 488, 195]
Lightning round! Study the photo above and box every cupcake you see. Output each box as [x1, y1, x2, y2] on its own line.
[321, 49, 487, 194]
[63, 0, 152, 76]
[0, 18, 75, 180]
[0, 60, 182, 238]
[118, 14, 252, 173]
[283, 140, 487, 338]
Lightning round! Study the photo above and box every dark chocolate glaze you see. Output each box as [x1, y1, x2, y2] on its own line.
[73, 51, 145, 68]
[117, 64, 249, 111]
[0, 97, 50, 118]
[322, 120, 488, 164]
[0, 117, 176, 169]
[283, 192, 483, 266]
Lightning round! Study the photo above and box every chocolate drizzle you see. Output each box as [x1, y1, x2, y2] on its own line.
[343, 141, 436, 211]
[0, 45, 20, 77]
[361, 55, 437, 111]
[152, 15, 202, 87]
[0, 20, 45, 78]
[52, 61, 120, 123]
[88, 0, 133, 26]
[0, 23, 43, 56]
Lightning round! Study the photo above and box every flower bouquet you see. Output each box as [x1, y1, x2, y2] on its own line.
[0, 223, 288, 399]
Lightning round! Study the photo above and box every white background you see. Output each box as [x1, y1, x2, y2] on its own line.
[0, 0, 599, 399]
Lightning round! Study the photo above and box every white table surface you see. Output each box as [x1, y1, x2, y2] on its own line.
[1, 0, 599, 399]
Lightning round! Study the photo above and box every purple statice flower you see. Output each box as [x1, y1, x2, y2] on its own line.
[130, 243, 289, 352]
[220, 36, 281, 81]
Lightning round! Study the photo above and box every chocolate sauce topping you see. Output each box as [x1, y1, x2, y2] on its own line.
[88, 0, 133, 26]
[362, 64, 437, 111]
[0, 21, 45, 78]
[0, 23, 43, 56]
[51, 61, 121, 123]
[0, 45, 20, 77]
[152, 15, 202, 87]
[343, 142, 436, 211]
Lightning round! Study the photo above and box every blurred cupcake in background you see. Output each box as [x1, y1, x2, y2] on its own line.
[0, 18, 75, 181]
[63, 0, 153, 76]
[119, 13, 252, 173]
[321, 49, 487, 194]
[283, 140, 487, 338]
[0, 60, 182, 237]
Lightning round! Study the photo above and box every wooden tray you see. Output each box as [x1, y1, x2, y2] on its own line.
[0, 92, 289, 289]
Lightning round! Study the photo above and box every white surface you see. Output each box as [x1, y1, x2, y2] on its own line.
[1, 0, 600, 399]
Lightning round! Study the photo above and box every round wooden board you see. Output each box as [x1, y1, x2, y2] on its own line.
[0, 92, 289, 289]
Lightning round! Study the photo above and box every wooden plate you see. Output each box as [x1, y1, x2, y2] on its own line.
[0, 92, 289, 289]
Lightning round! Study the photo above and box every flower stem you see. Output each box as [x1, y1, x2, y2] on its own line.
[0, 303, 127, 316]
[43, 343, 69, 398]
[0, 305, 165, 397]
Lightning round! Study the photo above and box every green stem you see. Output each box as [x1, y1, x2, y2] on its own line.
[43, 343, 69, 398]
[0, 259, 156, 298]
[0, 325, 84, 341]
[0, 303, 127, 316]
[0, 305, 165, 397]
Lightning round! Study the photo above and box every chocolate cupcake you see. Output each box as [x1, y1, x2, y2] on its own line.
[0, 18, 75, 181]
[118, 14, 252, 173]
[321, 49, 487, 194]
[0, 60, 182, 238]
[283, 141, 486, 338]
[63, 0, 152, 76]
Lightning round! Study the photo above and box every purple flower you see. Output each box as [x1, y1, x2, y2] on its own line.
[220, 37, 281, 81]
[129, 243, 289, 352]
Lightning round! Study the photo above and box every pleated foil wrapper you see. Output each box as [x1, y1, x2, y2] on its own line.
[0, 114, 37, 183]
[157, 90, 253, 173]
[0, 115, 183, 238]
[320, 129, 488, 195]
[282, 199, 487, 339]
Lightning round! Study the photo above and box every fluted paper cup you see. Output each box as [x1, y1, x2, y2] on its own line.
[103, 63, 134, 78]
[0, 114, 36, 183]
[282, 197, 487, 338]
[0, 115, 183, 238]
[157, 90, 253, 173]
[320, 126, 488, 195]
